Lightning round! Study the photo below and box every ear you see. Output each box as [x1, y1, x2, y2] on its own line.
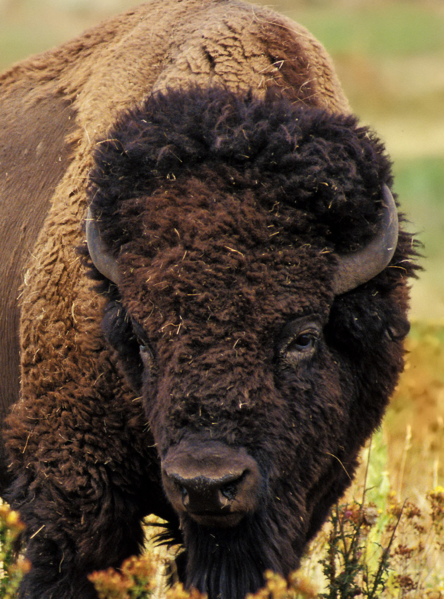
[0, 78, 75, 419]
[326, 287, 411, 358]
[101, 300, 144, 393]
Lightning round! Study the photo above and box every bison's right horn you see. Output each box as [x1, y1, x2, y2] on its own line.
[86, 208, 121, 285]
[332, 185, 398, 295]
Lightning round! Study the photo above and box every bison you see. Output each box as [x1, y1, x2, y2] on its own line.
[0, 1, 417, 598]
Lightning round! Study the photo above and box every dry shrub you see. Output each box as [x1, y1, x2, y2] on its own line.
[314, 487, 444, 598]
[386, 321, 444, 497]
[84, 483, 444, 598]
[89, 554, 162, 599]
[88, 561, 318, 599]
[0, 503, 30, 598]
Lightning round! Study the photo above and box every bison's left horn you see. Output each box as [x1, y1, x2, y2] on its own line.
[86, 208, 121, 285]
[333, 185, 398, 295]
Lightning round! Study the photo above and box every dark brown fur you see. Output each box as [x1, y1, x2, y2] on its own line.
[0, 2, 417, 598]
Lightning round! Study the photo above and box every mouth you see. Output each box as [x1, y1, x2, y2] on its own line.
[188, 511, 244, 528]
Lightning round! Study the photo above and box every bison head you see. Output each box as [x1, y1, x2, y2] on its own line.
[86, 87, 415, 599]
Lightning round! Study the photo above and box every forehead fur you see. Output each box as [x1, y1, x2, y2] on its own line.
[89, 86, 393, 256]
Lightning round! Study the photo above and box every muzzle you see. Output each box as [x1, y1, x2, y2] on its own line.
[162, 436, 262, 528]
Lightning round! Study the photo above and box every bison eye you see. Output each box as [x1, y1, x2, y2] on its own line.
[287, 332, 318, 352]
[277, 317, 321, 369]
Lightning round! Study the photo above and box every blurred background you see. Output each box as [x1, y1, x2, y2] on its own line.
[0, 0, 443, 321]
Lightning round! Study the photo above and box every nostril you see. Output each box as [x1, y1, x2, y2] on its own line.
[220, 482, 237, 501]
[166, 471, 245, 512]
[219, 471, 245, 501]
[178, 484, 189, 506]
[169, 477, 191, 508]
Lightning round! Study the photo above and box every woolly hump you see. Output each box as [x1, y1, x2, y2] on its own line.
[88, 86, 400, 293]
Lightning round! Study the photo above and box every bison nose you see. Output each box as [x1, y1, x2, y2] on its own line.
[162, 438, 261, 527]
[167, 470, 246, 512]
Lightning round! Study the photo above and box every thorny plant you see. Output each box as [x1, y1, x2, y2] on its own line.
[318, 499, 400, 598]
[316, 435, 401, 599]
[305, 428, 444, 599]
[306, 486, 444, 599]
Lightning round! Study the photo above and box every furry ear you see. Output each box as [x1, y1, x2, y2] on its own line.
[325, 287, 411, 358]
[386, 319, 411, 341]
[101, 301, 144, 392]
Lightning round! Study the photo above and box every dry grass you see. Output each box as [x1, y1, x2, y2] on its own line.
[385, 322, 444, 499]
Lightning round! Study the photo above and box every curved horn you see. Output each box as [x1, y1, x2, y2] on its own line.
[86, 208, 121, 285]
[333, 184, 398, 295]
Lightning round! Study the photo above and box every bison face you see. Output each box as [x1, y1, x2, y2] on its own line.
[92, 182, 398, 598]
[86, 87, 412, 599]
[100, 231, 348, 594]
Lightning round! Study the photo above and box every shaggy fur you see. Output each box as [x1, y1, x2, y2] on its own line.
[85, 87, 417, 599]
[0, 1, 417, 598]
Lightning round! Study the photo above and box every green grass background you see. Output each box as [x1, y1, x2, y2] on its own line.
[275, 0, 444, 321]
